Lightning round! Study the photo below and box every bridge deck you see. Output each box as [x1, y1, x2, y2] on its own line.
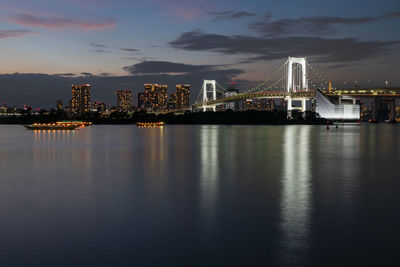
[197, 88, 400, 107]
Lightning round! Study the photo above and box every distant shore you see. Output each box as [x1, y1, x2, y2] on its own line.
[0, 110, 332, 125]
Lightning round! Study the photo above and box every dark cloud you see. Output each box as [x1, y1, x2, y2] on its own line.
[123, 61, 219, 74]
[99, 72, 113, 76]
[384, 11, 400, 18]
[55, 73, 76, 77]
[210, 10, 256, 21]
[0, 62, 244, 108]
[119, 48, 140, 52]
[92, 49, 108, 53]
[250, 16, 377, 37]
[169, 30, 399, 63]
[89, 42, 140, 54]
[90, 42, 108, 48]
[81, 72, 93, 76]
[0, 29, 33, 39]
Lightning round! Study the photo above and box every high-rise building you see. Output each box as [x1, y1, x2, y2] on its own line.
[117, 90, 132, 112]
[167, 93, 177, 111]
[225, 82, 239, 111]
[176, 84, 190, 110]
[71, 84, 91, 115]
[144, 84, 167, 111]
[138, 92, 146, 110]
[56, 100, 63, 111]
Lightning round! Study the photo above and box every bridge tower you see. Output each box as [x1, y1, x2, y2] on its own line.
[286, 57, 308, 92]
[286, 57, 308, 117]
[202, 80, 217, 112]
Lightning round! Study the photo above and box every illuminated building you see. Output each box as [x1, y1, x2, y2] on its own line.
[117, 89, 132, 112]
[92, 101, 99, 112]
[267, 99, 275, 111]
[138, 92, 146, 110]
[243, 99, 270, 111]
[176, 84, 190, 110]
[56, 100, 63, 111]
[167, 93, 177, 111]
[144, 84, 167, 112]
[225, 82, 239, 111]
[71, 84, 91, 115]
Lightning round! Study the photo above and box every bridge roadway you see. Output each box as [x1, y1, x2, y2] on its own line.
[321, 88, 400, 98]
[196, 88, 400, 108]
[195, 90, 316, 108]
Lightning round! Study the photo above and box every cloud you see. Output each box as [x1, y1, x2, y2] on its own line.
[250, 11, 400, 37]
[250, 16, 377, 37]
[384, 11, 400, 18]
[8, 13, 115, 29]
[210, 10, 256, 21]
[90, 42, 108, 48]
[123, 61, 220, 75]
[55, 73, 76, 77]
[169, 30, 399, 63]
[81, 72, 93, 76]
[89, 42, 140, 54]
[119, 48, 140, 52]
[0, 29, 33, 39]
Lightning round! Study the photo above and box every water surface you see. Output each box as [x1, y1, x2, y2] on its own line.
[0, 124, 399, 266]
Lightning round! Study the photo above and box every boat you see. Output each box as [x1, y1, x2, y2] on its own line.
[23, 123, 79, 130]
[136, 122, 165, 127]
[56, 121, 92, 127]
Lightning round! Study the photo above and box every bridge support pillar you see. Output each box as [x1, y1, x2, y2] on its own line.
[202, 105, 216, 112]
[287, 97, 292, 118]
[301, 98, 307, 112]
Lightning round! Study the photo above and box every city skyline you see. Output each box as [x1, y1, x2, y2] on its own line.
[0, 0, 400, 107]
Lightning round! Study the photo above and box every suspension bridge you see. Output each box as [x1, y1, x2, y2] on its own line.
[193, 56, 400, 120]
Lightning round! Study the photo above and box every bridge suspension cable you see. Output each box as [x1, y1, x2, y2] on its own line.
[243, 58, 289, 94]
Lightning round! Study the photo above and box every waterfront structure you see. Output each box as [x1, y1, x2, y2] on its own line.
[71, 84, 91, 115]
[117, 90, 132, 112]
[144, 84, 167, 112]
[176, 84, 190, 110]
[167, 93, 177, 111]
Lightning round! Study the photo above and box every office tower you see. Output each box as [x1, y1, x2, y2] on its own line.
[117, 89, 132, 112]
[176, 84, 190, 110]
[144, 84, 167, 111]
[167, 93, 177, 111]
[56, 100, 63, 111]
[71, 84, 91, 115]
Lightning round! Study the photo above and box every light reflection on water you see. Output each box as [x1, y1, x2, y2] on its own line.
[0, 124, 399, 266]
[280, 126, 311, 266]
[199, 126, 219, 237]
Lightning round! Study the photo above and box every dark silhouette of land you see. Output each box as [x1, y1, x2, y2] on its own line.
[0, 110, 329, 125]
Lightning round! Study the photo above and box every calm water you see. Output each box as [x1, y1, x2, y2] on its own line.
[0, 124, 399, 266]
